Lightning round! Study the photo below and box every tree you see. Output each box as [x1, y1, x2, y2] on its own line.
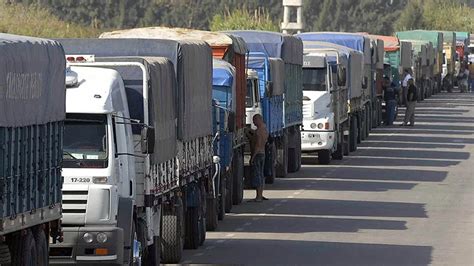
[210, 8, 279, 32]
[0, 1, 101, 37]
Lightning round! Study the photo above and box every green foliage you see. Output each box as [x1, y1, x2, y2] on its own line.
[210, 8, 279, 32]
[395, 0, 474, 33]
[0, 2, 102, 38]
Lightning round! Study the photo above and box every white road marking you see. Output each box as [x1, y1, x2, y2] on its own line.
[287, 195, 294, 198]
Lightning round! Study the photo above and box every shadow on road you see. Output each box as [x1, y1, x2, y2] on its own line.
[191, 239, 433, 265]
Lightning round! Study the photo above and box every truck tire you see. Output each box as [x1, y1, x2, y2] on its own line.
[206, 198, 218, 231]
[184, 207, 200, 249]
[224, 171, 233, 213]
[349, 116, 358, 152]
[287, 147, 297, 173]
[295, 127, 302, 171]
[357, 113, 363, 144]
[366, 107, 371, 138]
[199, 184, 206, 246]
[232, 150, 244, 205]
[33, 226, 48, 266]
[0, 243, 10, 264]
[276, 133, 288, 178]
[332, 143, 344, 160]
[287, 128, 301, 173]
[218, 175, 226, 221]
[318, 149, 331, 165]
[160, 197, 184, 264]
[265, 142, 277, 184]
[12, 229, 38, 266]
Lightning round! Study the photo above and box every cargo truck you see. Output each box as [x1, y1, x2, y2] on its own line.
[51, 38, 215, 264]
[298, 32, 373, 147]
[455, 31, 470, 63]
[396, 30, 444, 93]
[302, 41, 364, 156]
[227, 31, 303, 180]
[101, 27, 248, 208]
[407, 40, 436, 100]
[299, 41, 351, 164]
[0, 34, 66, 265]
[365, 35, 386, 128]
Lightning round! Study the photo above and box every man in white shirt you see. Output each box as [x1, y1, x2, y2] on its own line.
[401, 68, 413, 106]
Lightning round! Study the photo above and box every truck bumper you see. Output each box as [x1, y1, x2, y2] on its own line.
[49, 226, 124, 265]
[301, 131, 335, 152]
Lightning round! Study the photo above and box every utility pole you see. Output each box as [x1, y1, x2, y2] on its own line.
[281, 0, 304, 34]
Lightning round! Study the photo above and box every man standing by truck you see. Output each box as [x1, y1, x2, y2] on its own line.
[401, 79, 418, 126]
[402, 68, 413, 106]
[246, 114, 269, 202]
[383, 76, 398, 126]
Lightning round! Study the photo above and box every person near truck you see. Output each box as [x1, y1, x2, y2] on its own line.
[401, 68, 413, 106]
[383, 76, 398, 126]
[457, 64, 469, 93]
[469, 62, 474, 93]
[245, 114, 269, 202]
[401, 78, 418, 127]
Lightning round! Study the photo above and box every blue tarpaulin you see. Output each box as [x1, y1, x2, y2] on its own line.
[213, 59, 234, 87]
[298, 32, 365, 53]
[226, 30, 303, 65]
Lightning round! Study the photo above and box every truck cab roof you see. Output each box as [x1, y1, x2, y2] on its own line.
[66, 67, 127, 114]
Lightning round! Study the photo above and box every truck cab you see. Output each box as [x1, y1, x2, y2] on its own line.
[245, 69, 262, 129]
[301, 53, 336, 163]
[52, 65, 136, 263]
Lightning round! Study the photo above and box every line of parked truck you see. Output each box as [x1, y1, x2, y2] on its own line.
[0, 28, 470, 265]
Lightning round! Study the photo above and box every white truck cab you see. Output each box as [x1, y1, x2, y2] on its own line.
[301, 53, 337, 163]
[245, 69, 262, 129]
[52, 65, 137, 263]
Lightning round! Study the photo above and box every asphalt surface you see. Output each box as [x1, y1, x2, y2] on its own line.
[182, 92, 474, 266]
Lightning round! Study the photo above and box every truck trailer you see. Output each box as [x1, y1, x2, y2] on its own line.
[101, 27, 249, 208]
[52, 38, 215, 264]
[0, 33, 66, 265]
[227, 30, 304, 180]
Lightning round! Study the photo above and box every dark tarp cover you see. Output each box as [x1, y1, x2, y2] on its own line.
[226, 31, 303, 65]
[95, 57, 177, 163]
[0, 33, 66, 127]
[57, 38, 212, 141]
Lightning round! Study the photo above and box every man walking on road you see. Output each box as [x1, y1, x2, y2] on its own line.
[401, 68, 413, 106]
[401, 79, 418, 127]
[245, 114, 269, 202]
[383, 76, 398, 125]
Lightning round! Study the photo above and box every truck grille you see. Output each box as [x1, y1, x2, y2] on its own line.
[303, 103, 312, 119]
[61, 189, 88, 224]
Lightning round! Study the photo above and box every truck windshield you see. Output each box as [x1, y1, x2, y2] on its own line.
[246, 79, 254, 107]
[303, 68, 327, 92]
[63, 114, 108, 169]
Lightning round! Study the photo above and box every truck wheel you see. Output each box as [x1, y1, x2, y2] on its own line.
[349, 116, 358, 152]
[265, 142, 277, 184]
[206, 197, 218, 231]
[332, 143, 344, 160]
[357, 113, 363, 144]
[295, 127, 302, 171]
[0, 243, 10, 264]
[318, 149, 331, 165]
[199, 185, 206, 246]
[218, 175, 226, 221]
[160, 198, 184, 264]
[366, 108, 371, 138]
[276, 133, 288, 178]
[224, 171, 233, 213]
[184, 207, 200, 249]
[287, 147, 297, 173]
[13, 229, 38, 266]
[232, 150, 244, 205]
[33, 226, 48, 266]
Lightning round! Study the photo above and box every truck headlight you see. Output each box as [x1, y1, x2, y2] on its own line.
[83, 233, 94, 243]
[96, 232, 108, 243]
[317, 123, 324, 129]
[310, 123, 317, 129]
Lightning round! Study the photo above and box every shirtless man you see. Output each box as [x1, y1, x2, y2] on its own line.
[245, 114, 268, 202]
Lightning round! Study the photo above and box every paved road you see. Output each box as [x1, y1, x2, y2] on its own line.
[182, 92, 474, 265]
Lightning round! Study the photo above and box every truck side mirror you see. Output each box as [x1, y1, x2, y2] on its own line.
[265, 82, 274, 97]
[227, 112, 236, 133]
[141, 127, 155, 154]
[362, 77, 368, 89]
[337, 67, 347, 86]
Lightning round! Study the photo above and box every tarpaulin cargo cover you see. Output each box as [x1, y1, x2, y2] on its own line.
[213, 59, 236, 112]
[94, 57, 178, 164]
[0, 33, 66, 127]
[396, 30, 443, 49]
[298, 32, 371, 64]
[57, 38, 212, 141]
[226, 30, 303, 65]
